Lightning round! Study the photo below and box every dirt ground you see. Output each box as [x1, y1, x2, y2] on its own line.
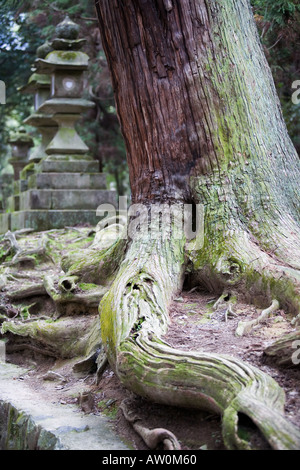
[5, 289, 300, 451]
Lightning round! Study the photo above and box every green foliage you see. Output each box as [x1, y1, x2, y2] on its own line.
[20, 303, 34, 320]
[0, 3, 41, 170]
[251, 0, 300, 154]
[252, 0, 300, 26]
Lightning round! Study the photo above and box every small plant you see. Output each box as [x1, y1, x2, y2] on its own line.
[20, 303, 35, 320]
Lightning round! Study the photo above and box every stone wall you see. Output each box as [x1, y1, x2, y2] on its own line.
[0, 400, 62, 450]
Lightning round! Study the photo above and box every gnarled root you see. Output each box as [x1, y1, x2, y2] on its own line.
[100, 231, 300, 450]
[264, 329, 300, 366]
[236, 300, 280, 336]
[120, 399, 181, 450]
[1, 315, 102, 364]
[61, 219, 127, 285]
[58, 275, 79, 293]
[6, 282, 47, 301]
[43, 274, 108, 316]
[2, 233, 54, 267]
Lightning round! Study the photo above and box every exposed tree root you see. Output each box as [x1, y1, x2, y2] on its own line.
[61, 220, 127, 285]
[1, 223, 299, 449]
[6, 283, 47, 301]
[1, 316, 102, 362]
[5, 341, 58, 358]
[0, 228, 109, 376]
[99, 228, 300, 450]
[264, 330, 300, 367]
[58, 275, 79, 293]
[43, 274, 108, 316]
[120, 399, 181, 450]
[13, 228, 35, 239]
[0, 231, 21, 263]
[212, 293, 229, 311]
[236, 300, 280, 336]
[292, 314, 300, 327]
[1, 233, 55, 268]
[224, 303, 236, 322]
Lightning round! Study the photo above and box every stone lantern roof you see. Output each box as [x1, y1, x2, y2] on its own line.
[19, 40, 53, 96]
[19, 73, 51, 95]
[8, 128, 34, 147]
[35, 16, 89, 74]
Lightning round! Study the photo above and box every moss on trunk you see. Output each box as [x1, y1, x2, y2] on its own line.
[92, 0, 300, 449]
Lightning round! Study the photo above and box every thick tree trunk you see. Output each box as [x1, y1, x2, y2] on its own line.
[95, 0, 300, 449]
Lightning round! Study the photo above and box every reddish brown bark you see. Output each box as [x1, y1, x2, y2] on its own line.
[95, 0, 219, 204]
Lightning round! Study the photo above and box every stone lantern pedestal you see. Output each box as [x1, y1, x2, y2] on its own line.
[20, 72, 58, 166]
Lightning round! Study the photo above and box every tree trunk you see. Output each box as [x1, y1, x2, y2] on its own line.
[95, 0, 300, 449]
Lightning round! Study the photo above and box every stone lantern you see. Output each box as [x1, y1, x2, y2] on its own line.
[8, 128, 34, 181]
[5, 16, 117, 234]
[20, 41, 58, 165]
[35, 16, 95, 159]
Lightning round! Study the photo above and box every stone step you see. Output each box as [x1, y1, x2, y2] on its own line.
[6, 195, 17, 212]
[14, 179, 28, 194]
[28, 173, 107, 190]
[0, 213, 10, 234]
[10, 209, 108, 232]
[0, 363, 129, 450]
[39, 160, 99, 173]
[20, 189, 117, 211]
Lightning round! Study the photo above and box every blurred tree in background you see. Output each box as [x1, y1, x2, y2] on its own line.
[0, 2, 41, 167]
[251, 0, 300, 154]
[0, 0, 299, 197]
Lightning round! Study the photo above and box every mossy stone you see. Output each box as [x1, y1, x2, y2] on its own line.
[55, 16, 80, 40]
[36, 41, 53, 59]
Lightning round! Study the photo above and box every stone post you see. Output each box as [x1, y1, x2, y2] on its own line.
[6, 128, 34, 213]
[8, 128, 34, 181]
[0, 164, 14, 232]
[0, 164, 14, 210]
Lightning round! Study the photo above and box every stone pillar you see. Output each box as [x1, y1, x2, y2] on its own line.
[0, 164, 14, 233]
[0, 164, 14, 210]
[6, 128, 34, 213]
[8, 128, 34, 181]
